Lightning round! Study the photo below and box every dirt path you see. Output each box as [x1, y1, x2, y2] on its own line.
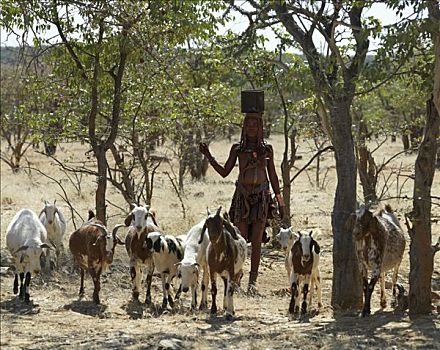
[1, 249, 439, 350]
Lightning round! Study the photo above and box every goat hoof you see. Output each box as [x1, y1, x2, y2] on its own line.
[93, 295, 100, 304]
[380, 301, 387, 308]
[361, 309, 370, 317]
[199, 302, 207, 311]
[13, 287, 18, 294]
[145, 297, 151, 305]
[168, 296, 174, 308]
[210, 307, 217, 315]
[225, 313, 234, 321]
[24, 294, 30, 304]
[132, 292, 139, 301]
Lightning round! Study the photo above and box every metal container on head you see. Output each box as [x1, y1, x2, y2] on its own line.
[241, 90, 264, 113]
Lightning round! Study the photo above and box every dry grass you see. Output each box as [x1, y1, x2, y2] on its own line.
[1, 135, 439, 349]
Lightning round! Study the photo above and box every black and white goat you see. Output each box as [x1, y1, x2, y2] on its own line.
[144, 232, 185, 309]
[288, 229, 322, 315]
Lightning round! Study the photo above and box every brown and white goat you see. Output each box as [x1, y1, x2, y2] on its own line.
[288, 229, 322, 315]
[354, 204, 405, 317]
[124, 204, 159, 304]
[199, 207, 247, 320]
[69, 211, 124, 304]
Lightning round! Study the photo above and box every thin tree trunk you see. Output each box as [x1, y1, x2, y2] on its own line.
[407, 97, 439, 317]
[95, 148, 108, 223]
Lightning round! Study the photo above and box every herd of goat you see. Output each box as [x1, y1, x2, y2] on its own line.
[5, 201, 407, 318]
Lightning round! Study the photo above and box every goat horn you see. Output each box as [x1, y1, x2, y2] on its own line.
[112, 224, 125, 238]
[216, 206, 222, 216]
[90, 223, 108, 236]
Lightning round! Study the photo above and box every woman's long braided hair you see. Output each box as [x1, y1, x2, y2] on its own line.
[239, 115, 267, 154]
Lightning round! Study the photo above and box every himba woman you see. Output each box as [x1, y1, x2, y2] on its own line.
[199, 95, 285, 294]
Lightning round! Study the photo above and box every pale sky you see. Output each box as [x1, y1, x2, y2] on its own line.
[1, 3, 420, 51]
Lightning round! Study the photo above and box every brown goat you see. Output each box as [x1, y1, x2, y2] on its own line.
[354, 204, 406, 317]
[69, 211, 124, 304]
[199, 207, 247, 320]
[124, 205, 160, 304]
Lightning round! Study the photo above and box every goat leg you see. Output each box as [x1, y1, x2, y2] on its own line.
[301, 282, 309, 315]
[89, 267, 101, 304]
[19, 272, 25, 299]
[13, 274, 19, 294]
[210, 272, 218, 315]
[199, 267, 209, 310]
[145, 272, 153, 305]
[362, 276, 378, 317]
[79, 268, 85, 296]
[289, 281, 298, 314]
[24, 272, 31, 304]
[222, 277, 228, 311]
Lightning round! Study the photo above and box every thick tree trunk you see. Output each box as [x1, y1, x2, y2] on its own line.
[408, 97, 439, 317]
[330, 97, 363, 310]
[95, 148, 108, 224]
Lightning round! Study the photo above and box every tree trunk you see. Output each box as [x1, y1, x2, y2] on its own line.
[402, 134, 410, 151]
[407, 97, 439, 317]
[95, 147, 108, 224]
[330, 97, 363, 310]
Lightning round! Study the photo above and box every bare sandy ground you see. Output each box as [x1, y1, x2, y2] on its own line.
[1, 136, 439, 349]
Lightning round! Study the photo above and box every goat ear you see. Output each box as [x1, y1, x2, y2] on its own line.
[130, 203, 137, 210]
[88, 210, 95, 221]
[115, 236, 125, 245]
[312, 240, 321, 254]
[216, 206, 222, 216]
[124, 213, 133, 227]
[294, 231, 301, 239]
[144, 237, 153, 250]
[198, 223, 207, 244]
[206, 207, 211, 216]
[40, 243, 52, 250]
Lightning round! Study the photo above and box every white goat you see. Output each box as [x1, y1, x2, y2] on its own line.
[144, 232, 185, 309]
[39, 200, 67, 268]
[276, 226, 296, 284]
[6, 209, 51, 303]
[176, 219, 209, 310]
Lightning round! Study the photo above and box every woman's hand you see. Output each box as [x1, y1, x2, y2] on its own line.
[199, 142, 210, 156]
[199, 142, 215, 163]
